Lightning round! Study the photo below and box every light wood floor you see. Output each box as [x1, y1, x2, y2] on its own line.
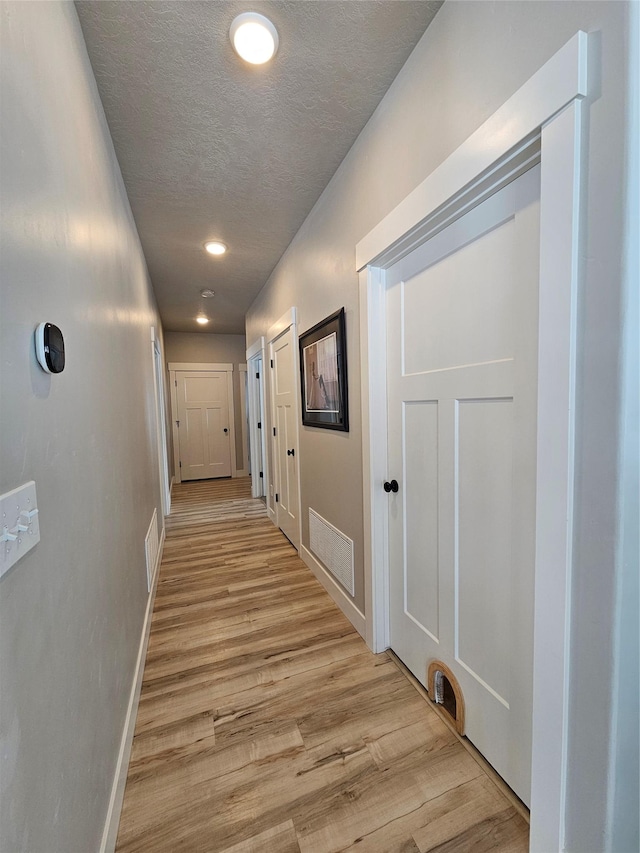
[115, 478, 529, 852]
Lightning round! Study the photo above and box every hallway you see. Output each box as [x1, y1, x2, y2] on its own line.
[115, 479, 529, 852]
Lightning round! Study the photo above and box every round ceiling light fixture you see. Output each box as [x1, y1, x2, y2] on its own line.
[196, 315, 210, 325]
[200, 289, 215, 298]
[230, 12, 279, 65]
[204, 241, 227, 256]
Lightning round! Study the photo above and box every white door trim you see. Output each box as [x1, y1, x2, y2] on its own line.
[169, 362, 236, 483]
[267, 308, 302, 547]
[168, 362, 233, 372]
[237, 363, 249, 477]
[246, 338, 268, 499]
[150, 327, 171, 517]
[357, 31, 588, 853]
[246, 336, 265, 361]
[267, 307, 297, 344]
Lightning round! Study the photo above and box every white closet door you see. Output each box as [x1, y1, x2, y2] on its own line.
[386, 166, 540, 804]
[271, 327, 299, 548]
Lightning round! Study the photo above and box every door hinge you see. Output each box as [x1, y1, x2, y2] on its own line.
[176, 420, 180, 427]
[179, 460, 182, 468]
[273, 427, 276, 436]
[174, 379, 177, 387]
[256, 372, 260, 379]
[275, 493, 279, 503]
[270, 359, 274, 368]
[258, 422, 261, 429]
[259, 471, 263, 478]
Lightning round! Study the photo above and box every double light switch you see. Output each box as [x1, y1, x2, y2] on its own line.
[0, 481, 40, 579]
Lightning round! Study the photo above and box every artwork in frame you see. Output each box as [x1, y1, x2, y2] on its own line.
[299, 308, 349, 431]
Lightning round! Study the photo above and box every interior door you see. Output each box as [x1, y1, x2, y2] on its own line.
[270, 327, 299, 548]
[248, 356, 265, 497]
[386, 166, 540, 804]
[176, 370, 231, 480]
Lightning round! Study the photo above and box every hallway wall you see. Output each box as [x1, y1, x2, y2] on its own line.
[0, 4, 166, 851]
[163, 332, 248, 475]
[246, 1, 636, 849]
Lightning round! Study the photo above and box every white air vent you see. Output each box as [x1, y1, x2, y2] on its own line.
[309, 508, 354, 596]
[144, 509, 159, 592]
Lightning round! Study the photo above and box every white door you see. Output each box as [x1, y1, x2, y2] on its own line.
[270, 327, 300, 548]
[176, 370, 232, 480]
[386, 166, 540, 804]
[248, 355, 266, 498]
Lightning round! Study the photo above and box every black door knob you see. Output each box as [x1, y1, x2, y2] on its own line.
[287, 448, 295, 457]
[223, 428, 228, 433]
[383, 479, 399, 493]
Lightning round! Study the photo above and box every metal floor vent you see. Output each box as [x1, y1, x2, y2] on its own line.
[145, 508, 159, 592]
[309, 508, 354, 596]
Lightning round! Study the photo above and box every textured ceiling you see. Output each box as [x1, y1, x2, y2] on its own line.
[76, 1, 442, 333]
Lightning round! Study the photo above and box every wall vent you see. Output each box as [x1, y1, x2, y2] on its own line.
[309, 508, 354, 596]
[144, 508, 159, 592]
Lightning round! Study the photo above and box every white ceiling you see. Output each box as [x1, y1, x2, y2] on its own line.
[76, 1, 443, 334]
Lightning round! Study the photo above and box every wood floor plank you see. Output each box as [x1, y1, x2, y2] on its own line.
[115, 478, 529, 853]
[219, 819, 301, 853]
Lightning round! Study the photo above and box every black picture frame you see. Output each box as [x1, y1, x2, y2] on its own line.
[299, 308, 348, 431]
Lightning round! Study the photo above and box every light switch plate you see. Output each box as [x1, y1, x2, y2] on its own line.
[0, 481, 40, 579]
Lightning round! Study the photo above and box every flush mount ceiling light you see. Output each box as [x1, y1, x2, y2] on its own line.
[204, 241, 227, 256]
[200, 289, 215, 298]
[196, 315, 210, 325]
[230, 12, 279, 65]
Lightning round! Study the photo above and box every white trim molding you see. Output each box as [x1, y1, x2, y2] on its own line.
[267, 307, 297, 344]
[301, 545, 366, 640]
[357, 30, 589, 853]
[237, 364, 249, 478]
[168, 362, 234, 372]
[100, 525, 165, 853]
[246, 335, 265, 361]
[246, 340, 268, 499]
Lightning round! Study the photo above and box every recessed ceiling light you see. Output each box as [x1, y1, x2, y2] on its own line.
[196, 315, 210, 325]
[204, 241, 227, 256]
[230, 12, 278, 65]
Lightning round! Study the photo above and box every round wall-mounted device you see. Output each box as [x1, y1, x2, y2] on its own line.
[35, 322, 65, 373]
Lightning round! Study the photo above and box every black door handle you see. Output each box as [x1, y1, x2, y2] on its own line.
[287, 448, 295, 457]
[384, 479, 399, 493]
[223, 428, 228, 433]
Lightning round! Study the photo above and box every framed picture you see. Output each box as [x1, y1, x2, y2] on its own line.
[299, 308, 348, 431]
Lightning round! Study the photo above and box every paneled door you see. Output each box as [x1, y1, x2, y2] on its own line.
[270, 326, 300, 548]
[176, 370, 232, 480]
[386, 166, 540, 804]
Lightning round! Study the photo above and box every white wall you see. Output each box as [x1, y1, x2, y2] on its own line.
[163, 332, 247, 474]
[0, 4, 166, 851]
[246, 1, 637, 848]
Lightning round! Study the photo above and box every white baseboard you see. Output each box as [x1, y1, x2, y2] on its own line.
[235, 469, 249, 478]
[300, 545, 366, 640]
[267, 505, 276, 524]
[99, 527, 165, 853]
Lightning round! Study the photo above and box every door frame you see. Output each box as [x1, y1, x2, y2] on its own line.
[246, 337, 268, 499]
[238, 363, 249, 477]
[357, 32, 588, 853]
[267, 308, 302, 547]
[150, 327, 171, 517]
[168, 362, 236, 484]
